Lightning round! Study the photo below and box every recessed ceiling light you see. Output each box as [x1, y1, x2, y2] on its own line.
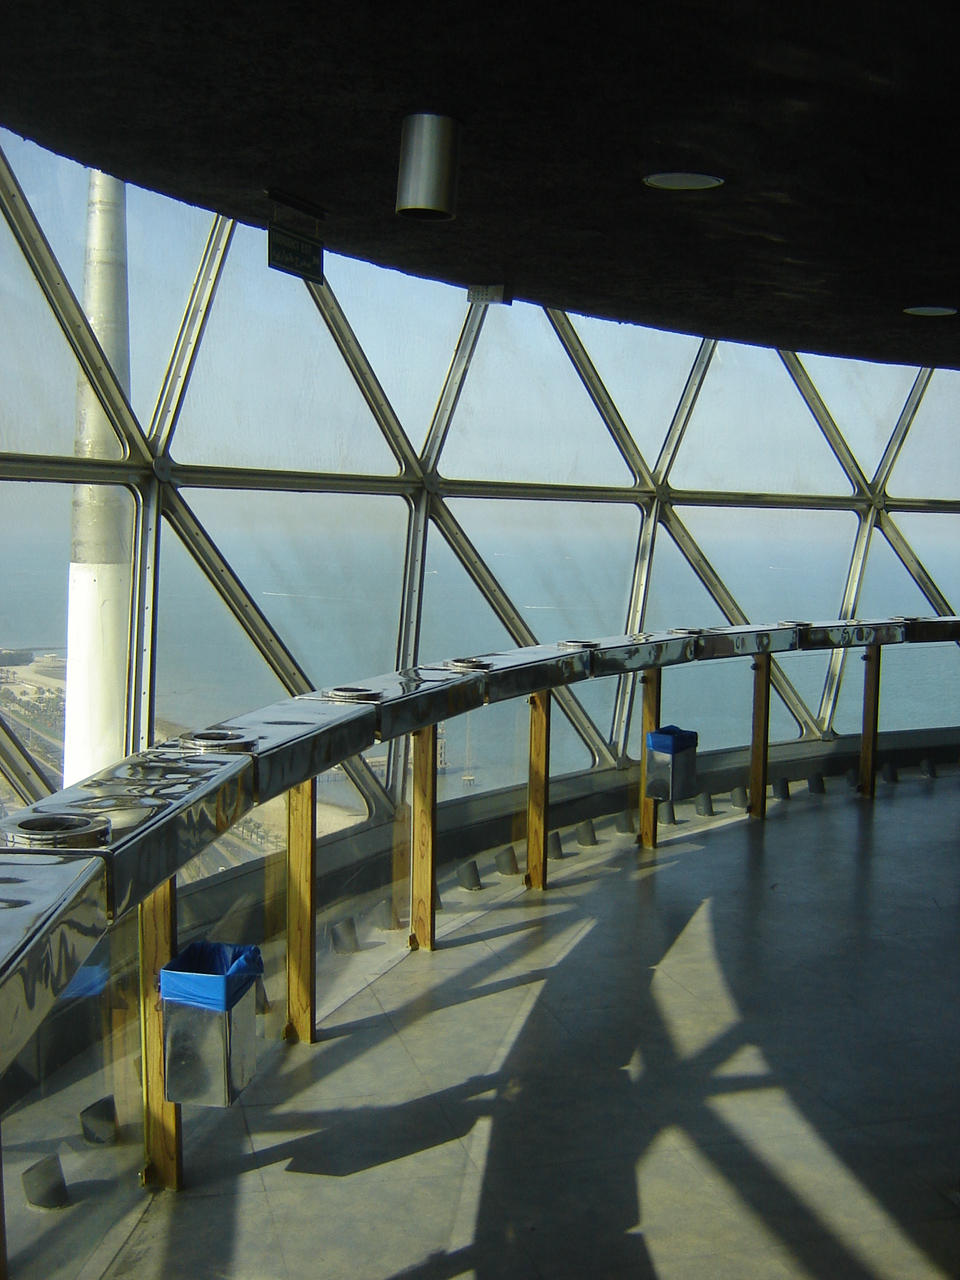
[643, 172, 724, 191]
[903, 305, 957, 317]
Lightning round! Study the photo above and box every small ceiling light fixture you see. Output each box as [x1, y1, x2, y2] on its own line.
[396, 113, 461, 220]
[903, 305, 957, 317]
[643, 172, 724, 191]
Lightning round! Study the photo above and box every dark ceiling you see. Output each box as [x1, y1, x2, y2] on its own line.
[2, 3, 958, 368]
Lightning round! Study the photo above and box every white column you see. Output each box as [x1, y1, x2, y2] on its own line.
[63, 172, 133, 786]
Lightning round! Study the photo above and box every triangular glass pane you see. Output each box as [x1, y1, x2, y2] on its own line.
[420, 525, 526, 800]
[893, 513, 960, 610]
[126, 188, 217, 430]
[447, 497, 640, 741]
[155, 517, 286, 739]
[675, 505, 855, 741]
[1, 129, 89, 300]
[797, 351, 918, 480]
[887, 369, 960, 499]
[669, 342, 851, 495]
[833, 531, 960, 734]
[439, 302, 633, 485]
[569, 313, 701, 469]
[172, 224, 399, 474]
[448, 499, 640, 642]
[551, 706, 594, 779]
[324, 253, 467, 452]
[419, 526, 594, 796]
[631, 529, 753, 752]
[0, 206, 124, 457]
[676, 507, 856, 624]
[0, 481, 74, 789]
[185, 489, 407, 691]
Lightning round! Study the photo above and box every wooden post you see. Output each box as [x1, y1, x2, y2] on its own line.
[639, 669, 662, 850]
[410, 724, 437, 950]
[525, 691, 551, 890]
[749, 652, 771, 819]
[860, 644, 881, 799]
[138, 878, 182, 1190]
[286, 778, 317, 1043]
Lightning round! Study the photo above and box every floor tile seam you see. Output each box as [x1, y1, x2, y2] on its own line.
[368, 983, 461, 1105]
[648, 963, 736, 1020]
[239, 1099, 271, 1196]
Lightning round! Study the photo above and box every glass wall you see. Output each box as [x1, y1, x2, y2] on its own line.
[3, 124, 960, 1278]
[2, 129, 959, 801]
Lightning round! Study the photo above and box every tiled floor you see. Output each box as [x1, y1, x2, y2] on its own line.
[9, 773, 960, 1278]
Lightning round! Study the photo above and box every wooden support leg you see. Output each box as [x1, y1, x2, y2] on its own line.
[139, 878, 182, 1190]
[749, 652, 771, 819]
[639, 669, 662, 850]
[860, 644, 881, 799]
[286, 778, 317, 1043]
[525, 690, 551, 890]
[410, 724, 437, 950]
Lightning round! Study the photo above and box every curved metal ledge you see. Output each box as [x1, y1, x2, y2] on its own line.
[1, 615, 957, 1078]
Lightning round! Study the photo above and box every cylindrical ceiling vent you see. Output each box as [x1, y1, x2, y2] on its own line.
[396, 114, 461, 220]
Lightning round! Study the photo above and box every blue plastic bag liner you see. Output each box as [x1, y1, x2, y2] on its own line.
[160, 941, 263, 1012]
[646, 725, 698, 755]
[62, 962, 109, 1001]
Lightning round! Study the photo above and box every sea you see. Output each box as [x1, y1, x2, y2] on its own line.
[2, 515, 959, 808]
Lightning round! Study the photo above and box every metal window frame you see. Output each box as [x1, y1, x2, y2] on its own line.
[1, 131, 958, 812]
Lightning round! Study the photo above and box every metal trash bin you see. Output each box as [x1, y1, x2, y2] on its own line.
[645, 725, 698, 802]
[161, 942, 262, 1107]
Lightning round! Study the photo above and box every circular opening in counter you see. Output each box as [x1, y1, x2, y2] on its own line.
[325, 686, 383, 703]
[181, 729, 257, 753]
[6, 813, 112, 848]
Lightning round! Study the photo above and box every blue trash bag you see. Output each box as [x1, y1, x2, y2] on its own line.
[646, 724, 698, 755]
[160, 941, 263, 1013]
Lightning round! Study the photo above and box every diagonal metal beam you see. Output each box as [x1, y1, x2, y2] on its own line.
[546, 309, 655, 488]
[0, 143, 153, 466]
[127, 479, 162, 753]
[430, 497, 617, 768]
[660, 506, 822, 739]
[656, 338, 716, 484]
[387, 490, 431, 799]
[611, 499, 659, 758]
[875, 368, 933, 493]
[0, 710, 54, 804]
[816, 511, 877, 733]
[422, 302, 486, 473]
[306, 277, 422, 478]
[161, 483, 313, 693]
[878, 511, 955, 618]
[779, 350, 869, 494]
[160, 483, 394, 816]
[150, 215, 234, 456]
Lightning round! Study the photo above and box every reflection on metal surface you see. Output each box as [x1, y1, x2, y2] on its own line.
[180, 728, 258, 753]
[0, 746, 255, 919]
[3, 812, 111, 848]
[0, 853, 108, 1075]
[798, 619, 906, 650]
[591, 631, 698, 677]
[696, 625, 799, 660]
[447, 644, 592, 705]
[901, 615, 960, 643]
[210, 697, 377, 803]
[320, 666, 486, 740]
